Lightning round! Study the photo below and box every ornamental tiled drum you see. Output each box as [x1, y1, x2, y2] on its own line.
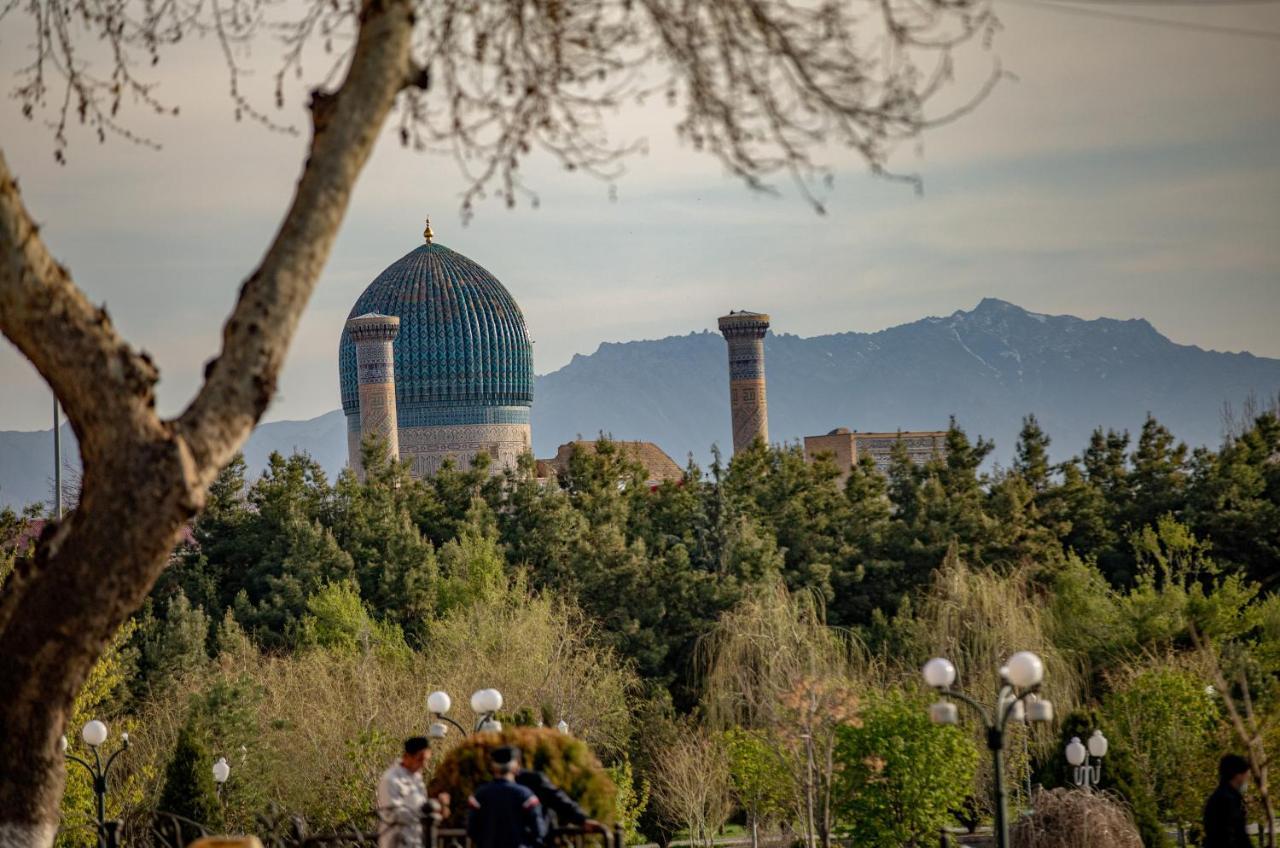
[338, 219, 533, 478]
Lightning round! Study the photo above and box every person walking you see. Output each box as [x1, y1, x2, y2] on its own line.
[467, 746, 548, 848]
[1203, 754, 1252, 848]
[378, 737, 436, 848]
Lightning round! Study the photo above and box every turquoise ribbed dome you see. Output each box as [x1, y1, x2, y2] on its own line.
[339, 243, 533, 425]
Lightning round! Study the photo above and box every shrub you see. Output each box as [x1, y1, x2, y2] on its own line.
[723, 727, 795, 836]
[648, 725, 733, 848]
[1102, 662, 1219, 828]
[1010, 788, 1142, 848]
[833, 690, 978, 848]
[606, 756, 651, 845]
[427, 727, 616, 828]
[1038, 709, 1167, 848]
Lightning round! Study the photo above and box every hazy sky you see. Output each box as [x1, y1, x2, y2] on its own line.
[2, 1, 1278, 431]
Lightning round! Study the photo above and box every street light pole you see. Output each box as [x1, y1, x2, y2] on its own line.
[53, 397, 62, 519]
[213, 757, 231, 801]
[63, 720, 130, 848]
[1065, 730, 1108, 789]
[923, 652, 1055, 848]
[426, 688, 505, 740]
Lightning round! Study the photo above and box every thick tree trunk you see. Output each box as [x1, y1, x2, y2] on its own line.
[0, 0, 418, 843]
[0, 437, 198, 848]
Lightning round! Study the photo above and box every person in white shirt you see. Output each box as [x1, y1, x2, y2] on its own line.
[377, 736, 441, 848]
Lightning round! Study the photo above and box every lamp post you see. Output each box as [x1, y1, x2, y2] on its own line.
[212, 757, 231, 800]
[62, 720, 130, 848]
[556, 719, 569, 735]
[426, 688, 505, 739]
[1065, 730, 1107, 789]
[923, 652, 1055, 848]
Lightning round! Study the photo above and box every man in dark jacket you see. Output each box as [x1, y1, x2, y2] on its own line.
[467, 747, 547, 848]
[1203, 754, 1252, 848]
[515, 761, 600, 833]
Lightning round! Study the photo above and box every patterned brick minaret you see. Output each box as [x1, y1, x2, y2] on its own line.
[346, 313, 400, 478]
[718, 311, 771, 454]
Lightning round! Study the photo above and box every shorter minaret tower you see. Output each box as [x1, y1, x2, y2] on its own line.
[718, 311, 771, 454]
[346, 312, 401, 478]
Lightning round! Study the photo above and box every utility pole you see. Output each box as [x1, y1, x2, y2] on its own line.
[53, 396, 63, 519]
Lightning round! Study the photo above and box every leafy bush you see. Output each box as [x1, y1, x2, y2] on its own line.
[606, 756, 651, 845]
[723, 728, 795, 834]
[1038, 710, 1167, 848]
[427, 727, 616, 828]
[1103, 662, 1220, 827]
[833, 690, 978, 848]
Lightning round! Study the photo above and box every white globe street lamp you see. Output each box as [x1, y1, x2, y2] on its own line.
[1067, 730, 1107, 788]
[427, 691, 452, 715]
[920, 652, 1053, 848]
[213, 757, 231, 785]
[923, 658, 957, 689]
[1005, 652, 1045, 689]
[427, 687, 507, 736]
[82, 720, 108, 748]
[929, 702, 959, 725]
[1087, 730, 1109, 759]
[471, 689, 503, 714]
[1065, 737, 1087, 767]
[64, 718, 130, 845]
[213, 756, 231, 804]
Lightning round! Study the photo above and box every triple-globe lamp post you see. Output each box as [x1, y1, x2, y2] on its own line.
[923, 651, 1055, 848]
[1065, 730, 1108, 789]
[61, 719, 130, 848]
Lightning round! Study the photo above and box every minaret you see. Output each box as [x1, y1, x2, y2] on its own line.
[718, 311, 771, 454]
[346, 312, 401, 478]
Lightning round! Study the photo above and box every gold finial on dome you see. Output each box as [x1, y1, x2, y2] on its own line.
[423, 216, 435, 244]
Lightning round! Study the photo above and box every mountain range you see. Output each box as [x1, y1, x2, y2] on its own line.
[3, 298, 1277, 509]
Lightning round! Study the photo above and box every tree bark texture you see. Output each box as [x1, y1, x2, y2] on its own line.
[0, 0, 417, 844]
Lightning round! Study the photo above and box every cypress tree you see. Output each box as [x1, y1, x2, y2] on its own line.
[156, 719, 224, 841]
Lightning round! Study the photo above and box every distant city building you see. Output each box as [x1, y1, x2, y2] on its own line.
[718, 311, 771, 454]
[339, 219, 533, 479]
[803, 427, 948, 479]
[538, 440, 684, 489]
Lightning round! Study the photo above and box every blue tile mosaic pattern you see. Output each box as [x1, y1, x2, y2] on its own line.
[396, 403, 531, 427]
[338, 243, 534, 420]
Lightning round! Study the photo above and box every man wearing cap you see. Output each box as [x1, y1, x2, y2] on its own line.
[467, 746, 548, 848]
[378, 737, 437, 848]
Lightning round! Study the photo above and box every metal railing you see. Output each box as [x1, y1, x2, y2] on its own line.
[62, 807, 625, 848]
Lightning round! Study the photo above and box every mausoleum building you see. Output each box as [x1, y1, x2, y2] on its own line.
[339, 220, 533, 478]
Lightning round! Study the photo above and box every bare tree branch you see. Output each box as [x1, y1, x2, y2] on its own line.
[0, 150, 158, 461]
[175, 0, 419, 482]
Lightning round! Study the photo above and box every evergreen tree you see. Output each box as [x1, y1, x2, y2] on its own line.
[132, 589, 211, 697]
[832, 455, 902, 627]
[1186, 412, 1280, 588]
[330, 445, 439, 640]
[156, 719, 224, 839]
[1013, 414, 1052, 493]
[1081, 427, 1135, 582]
[1127, 414, 1188, 534]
